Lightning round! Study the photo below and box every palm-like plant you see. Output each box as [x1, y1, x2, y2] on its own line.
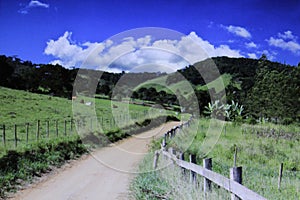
[204, 100, 244, 122]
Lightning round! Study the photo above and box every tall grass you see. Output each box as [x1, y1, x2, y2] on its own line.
[131, 153, 230, 199]
[132, 118, 300, 199]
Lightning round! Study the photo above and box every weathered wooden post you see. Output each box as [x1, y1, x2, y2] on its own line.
[179, 151, 185, 161]
[278, 163, 283, 191]
[56, 120, 59, 137]
[162, 136, 167, 150]
[179, 151, 186, 175]
[234, 146, 237, 167]
[2, 125, 6, 147]
[203, 158, 212, 192]
[26, 123, 29, 143]
[189, 154, 197, 186]
[46, 121, 50, 138]
[230, 167, 242, 200]
[64, 120, 67, 136]
[14, 124, 17, 148]
[36, 120, 40, 141]
[70, 119, 73, 134]
[153, 150, 160, 169]
[168, 147, 175, 155]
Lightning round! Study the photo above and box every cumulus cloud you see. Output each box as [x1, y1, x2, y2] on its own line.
[245, 42, 257, 48]
[255, 50, 277, 61]
[278, 30, 297, 40]
[247, 53, 257, 59]
[44, 31, 242, 73]
[223, 25, 252, 39]
[19, 0, 49, 14]
[267, 31, 300, 53]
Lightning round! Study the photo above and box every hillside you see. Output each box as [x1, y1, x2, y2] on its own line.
[0, 54, 299, 123]
[0, 86, 72, 125]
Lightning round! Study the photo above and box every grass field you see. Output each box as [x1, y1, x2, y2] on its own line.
[132, 118, 300, 199]
[135, 73, 236, 98]
[0, 86, 179, 197]
[0, 86, 177, 152]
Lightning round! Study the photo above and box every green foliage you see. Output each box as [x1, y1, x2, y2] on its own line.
[204, 100, 244, 122]
[1, 54, 298, 124]
[0, 136, 87, 198]
[132, 118, 300, 199]
[130, 154, 170, 200]
[247, 67, 300, 123]
[167, 119, 300, 199]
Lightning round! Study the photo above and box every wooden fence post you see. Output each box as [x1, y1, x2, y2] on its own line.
[168, 147, 175, 155]
[46, 121, 49, 138]
[153, 150, 160, 169]
[36, 120, 40, 141]
[26, 123, 29, 143]
[172, 129, 176, 138]
[230, 167, 242, 200]
[278, 163, 283, 191]
[234, 146, 237, 167]
[162, 137, 166, 150]
[203, 158, 212, 192]
[2, 125, 5, 147]
[14, 124, 17, 148]
[56, 120, 59, 137]
[179, 151, 186, 175]
[164, 133, 167, 145]
[179, 151, 185, 161]
[64, 120, 67, 136]
[70, 119, 73, 134]
[189, 154, 197, 185]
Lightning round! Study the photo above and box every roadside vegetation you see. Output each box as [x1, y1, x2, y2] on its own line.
[0, 135, 86, 198]
[1, 54, 299, 199]
[0, 86, 179, 198]
[131, 118, 300, 199]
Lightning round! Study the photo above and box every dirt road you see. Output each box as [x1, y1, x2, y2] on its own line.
[11, 121, 180, 200]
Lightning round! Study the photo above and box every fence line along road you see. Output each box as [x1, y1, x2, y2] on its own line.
[156, 149, 266, 200]
[154, 116, 267, 200]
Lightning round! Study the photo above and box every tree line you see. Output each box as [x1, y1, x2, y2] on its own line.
[0, 54, 299, 124]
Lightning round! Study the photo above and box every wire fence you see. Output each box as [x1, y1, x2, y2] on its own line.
[0, 110, 160, 151]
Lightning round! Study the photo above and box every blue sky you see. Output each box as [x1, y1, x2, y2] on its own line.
[0, 0, 299, 72]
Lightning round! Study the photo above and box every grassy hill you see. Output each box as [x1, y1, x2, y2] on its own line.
[0, 86, 177, 150]
[135, 73, 237, 96]
[0, 86, 72, 125]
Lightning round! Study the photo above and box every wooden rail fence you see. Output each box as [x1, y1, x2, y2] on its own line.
[153, 117, 267, 200]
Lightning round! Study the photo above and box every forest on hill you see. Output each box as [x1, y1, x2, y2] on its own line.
[0, 54, 299, 124]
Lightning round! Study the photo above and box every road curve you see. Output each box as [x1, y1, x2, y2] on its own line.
[11, 121, 181, 200]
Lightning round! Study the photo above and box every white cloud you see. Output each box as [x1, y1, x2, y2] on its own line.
[256, 50, 277, 61]
[19, 0, 49, 14]
[247, 53, 257, 59]
[224, 25, 251, 39]
[267, 31, 300, 54]
[29, 0, 49, 8]
[245, 42, 257, 48]
[44, 31, 242, 73]
[278, 30, 297, 41]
